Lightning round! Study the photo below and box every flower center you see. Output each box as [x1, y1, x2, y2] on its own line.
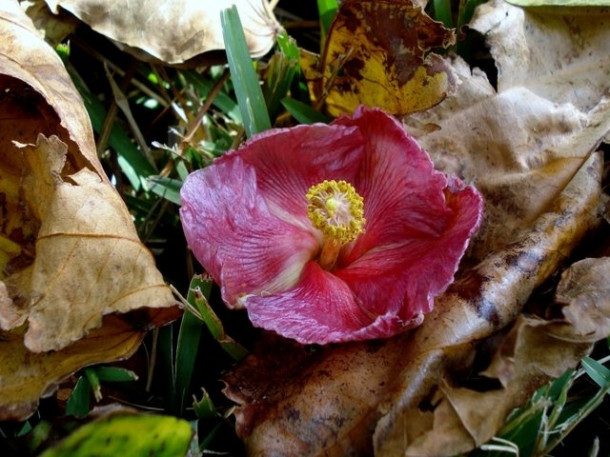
[306, 180, 365, 269]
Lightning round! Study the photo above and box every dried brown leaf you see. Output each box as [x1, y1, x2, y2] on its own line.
[45, 0, 280, 64]
[0, 0, 179, 420]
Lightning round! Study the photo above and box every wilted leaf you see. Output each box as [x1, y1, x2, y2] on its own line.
[44, 0, 281, 64]
[0, 0, 179, 420]
[405, 1, 610, 261]
[223, 2, 610, 456]
[39, 408, 193, 457]
[306, 0, 456, 116]
[547, 257, 610, 343]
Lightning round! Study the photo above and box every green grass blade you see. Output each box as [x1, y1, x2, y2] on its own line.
[173, 276, 213, 416]
[432, 0, 453, 27]
[281, 98, 331, 124]
[317, 0, 338, 40]
[147, 176, 182, 205]
[94, 366, 139, 383]
[182, 71, 242, 123]
[221, 6, 271, 137]
[581, 356, 610, 388]
[65, 376, 91, 417]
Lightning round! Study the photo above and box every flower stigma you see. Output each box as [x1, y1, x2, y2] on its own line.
[306, 179, 365, 269]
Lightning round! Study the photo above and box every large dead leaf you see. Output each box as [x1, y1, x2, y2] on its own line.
[0, 0, 179, 420]
[44, 0, 280, 64]
[224, 2, 610, 456]
[304, 0, 455, 117]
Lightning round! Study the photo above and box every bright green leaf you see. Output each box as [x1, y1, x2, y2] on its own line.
[39, 413, 192, 457]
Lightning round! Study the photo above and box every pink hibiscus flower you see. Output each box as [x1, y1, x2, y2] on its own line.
[180, 106, 483, 344]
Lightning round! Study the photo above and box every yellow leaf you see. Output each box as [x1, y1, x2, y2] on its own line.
[318, 0, 455, 116]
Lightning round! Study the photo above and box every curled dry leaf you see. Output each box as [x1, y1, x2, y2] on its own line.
[303, 0, 456, 117]
[44, 0, 280, 64]
[224, 2, 610, 456]
[0, 0, 179, 420]
[548, 257, 610, 343]
[405, 1, 610, 260]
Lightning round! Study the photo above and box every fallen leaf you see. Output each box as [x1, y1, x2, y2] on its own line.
[0, 0, 179, 420]
[39, 407, 193, 457]
[547, 257, 610, 343]
[305, 0, 456, 116]
[44, 0, 281, 64]
[223, 2, 610, 455]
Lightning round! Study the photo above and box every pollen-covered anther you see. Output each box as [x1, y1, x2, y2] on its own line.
[306, 179, 365, 244]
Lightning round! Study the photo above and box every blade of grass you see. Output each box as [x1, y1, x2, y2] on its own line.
[65, 376, 91, 417]
[173, 276, 213, 416]
[317, 0, 338, 42]
[281, 98, 331, 124]
[221, 6, 271, 137]
[147, 176, 182, 205]
[432, 0, 454, 28]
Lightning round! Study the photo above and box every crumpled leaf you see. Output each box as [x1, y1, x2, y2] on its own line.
[223, 2, 610, 456]
[547, 257, 610, 343]
[0, 0, 179, 420]
[304, 0, 456, 117]
[44, 0, 280, 64]
[405, 1, 610, 261]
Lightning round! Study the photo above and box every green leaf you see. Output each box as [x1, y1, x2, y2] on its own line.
[39, 413, 193, 457]
[221, 5, 271, 137]
[581, 356, 610, 388]
[182, 71, 242, 123]
[281, 98, 331, 124]
[264, 32, 300, 119]
[192, 388, 217, 420]
[317, 0, 338, 41]
[94, 366, 139, 383]
[173, 276, 213, 415]
[66, 66, 156, 189]
[65, 376, 91, 417]
[147, 176, 182, 205]
[432, 0, 453, 27]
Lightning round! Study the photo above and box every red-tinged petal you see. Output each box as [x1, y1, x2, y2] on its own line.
[243, 262, 373, 344]
[333, 107, 452, 262]
[334, 182, 483, 323]
[238, 123, 365, 230]
[180, 156, 319, 306]
[243, 261, 427, 344]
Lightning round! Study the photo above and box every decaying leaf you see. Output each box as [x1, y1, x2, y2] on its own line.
[224, 2, 610, 456]
[0, 0, 179, 420]
[44, 0, 281, 65]
[304, 0, 455, 116]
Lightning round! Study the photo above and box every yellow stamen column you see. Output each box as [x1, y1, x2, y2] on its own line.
[306, 180, 365, 270]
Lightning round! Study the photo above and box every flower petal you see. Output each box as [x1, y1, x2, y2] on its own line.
[335, 180, 483, 322]
[180, 155, 319, 306]
[334, 107, 453, 262]
[244, 261, 428, 344]
[237, 123, 365, 230]
[242, 262, 370, 344]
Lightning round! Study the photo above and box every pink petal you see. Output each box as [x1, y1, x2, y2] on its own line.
[243, 261, 427, 344]
[335, 182, 483, 322]
[333, 107, 453, 262]
[243, 262, 373, 344]
[180, 155, 319, 306]
[237, 123, 365, 229]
